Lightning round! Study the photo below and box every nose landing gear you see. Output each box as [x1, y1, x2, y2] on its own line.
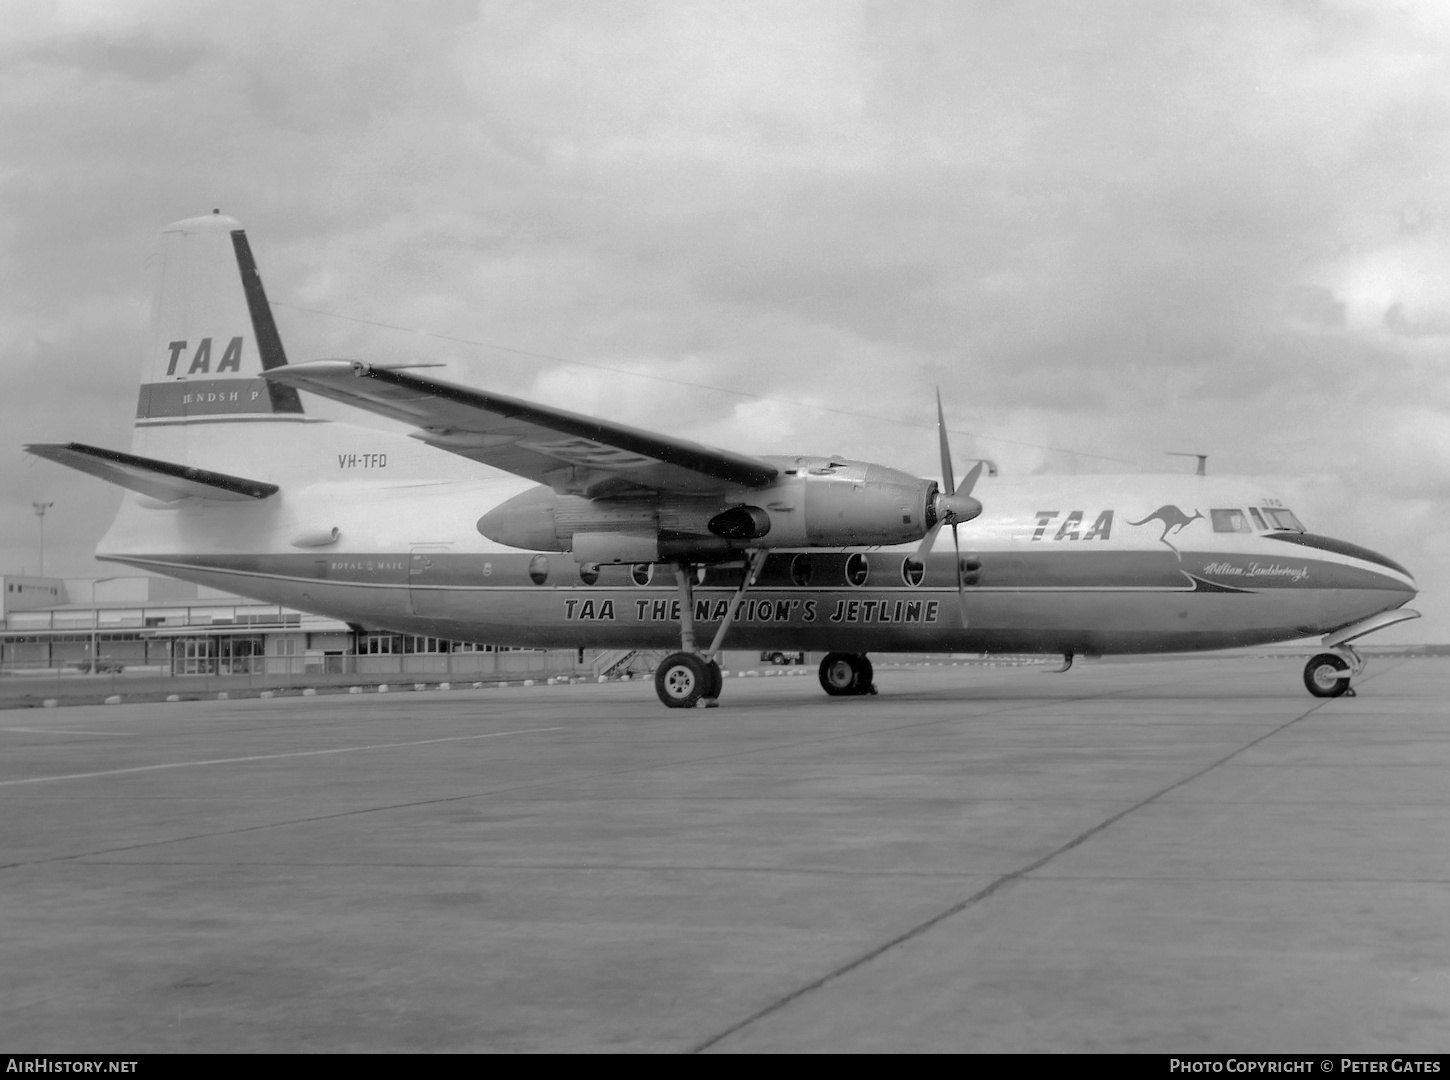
[1304, 651, 1357, 698]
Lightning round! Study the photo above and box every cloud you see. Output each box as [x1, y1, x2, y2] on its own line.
[1, 0, 1447, 637]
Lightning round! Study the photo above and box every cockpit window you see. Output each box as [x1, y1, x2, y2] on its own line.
[1261, 508, 1305, 532]
[1210, 509, 1251, 533]
[1247, 507, 1267, 531]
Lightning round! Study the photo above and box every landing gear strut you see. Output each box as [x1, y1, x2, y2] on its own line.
[653, 551, 767, 709]
[819, 652, 875, 697]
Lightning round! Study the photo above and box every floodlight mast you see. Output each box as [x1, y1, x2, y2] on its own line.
[32, 501, 53, 576]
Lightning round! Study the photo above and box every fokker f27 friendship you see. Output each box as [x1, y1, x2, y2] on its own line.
[28, 214, 1420, 707]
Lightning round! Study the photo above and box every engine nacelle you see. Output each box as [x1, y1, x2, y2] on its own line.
[475, 457, 937, 557]
[572, 531, 659, 564]
[477, 488, 738, 562]
[793, 461, 934, 547]
[708, 504, 772, 540]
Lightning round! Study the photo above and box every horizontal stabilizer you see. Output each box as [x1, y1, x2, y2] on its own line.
[264, 360, 779, 497]
[26, 442, 278, 502]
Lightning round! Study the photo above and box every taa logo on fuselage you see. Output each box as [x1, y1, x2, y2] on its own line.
[1031, 510, 1113, 541]
[1127, 505, 1203, 550]
[165, 337, 245, 376]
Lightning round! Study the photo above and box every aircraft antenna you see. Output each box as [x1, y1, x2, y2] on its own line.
[1166, 452, 1208, 476]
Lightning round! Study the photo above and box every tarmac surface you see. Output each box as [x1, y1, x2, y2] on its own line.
[1, 656, 1447, 1053]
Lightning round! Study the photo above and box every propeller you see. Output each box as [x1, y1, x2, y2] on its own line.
[914, 389, 984, 626]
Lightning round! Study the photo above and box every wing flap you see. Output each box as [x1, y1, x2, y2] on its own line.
[26, 442, 278, 502]
[263, 360, 779, 496]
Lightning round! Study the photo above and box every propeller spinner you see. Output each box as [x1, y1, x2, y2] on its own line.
[916, 390, 984, 626]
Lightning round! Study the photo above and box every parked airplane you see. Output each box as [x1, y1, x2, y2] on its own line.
[27, 213, 1420, 707]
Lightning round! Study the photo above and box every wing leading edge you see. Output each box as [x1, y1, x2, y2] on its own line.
[264, 360, 779, 497]
[26, 442, 279, 502]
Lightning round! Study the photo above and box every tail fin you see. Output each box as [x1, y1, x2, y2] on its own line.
[133, 212, 304, 437]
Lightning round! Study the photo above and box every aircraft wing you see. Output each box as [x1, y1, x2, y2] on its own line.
[264, 360, 779, 497]
[26, 442, 279, 502]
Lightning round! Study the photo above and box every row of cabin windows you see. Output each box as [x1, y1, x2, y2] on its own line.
[519, 508, 1307, 593]
[527, 552, 973, 590]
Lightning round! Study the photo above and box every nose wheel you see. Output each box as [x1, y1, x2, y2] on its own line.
[1303, 652, 1354, 698]
[819, 652, 875, 697]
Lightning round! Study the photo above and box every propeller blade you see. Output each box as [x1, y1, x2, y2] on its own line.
[936, 388, 955, 496]
[932, 389, 979, 627]
[914, 522, 940, 563]
[952, 523, 968, 628]
[957, 459, 983, 499]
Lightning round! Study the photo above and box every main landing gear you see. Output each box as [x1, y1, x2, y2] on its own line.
[655, 652, 724, 709]
[818, 652, 876, 696]
[653, 551, 769, 709]
[1303, 648, 1361, 698]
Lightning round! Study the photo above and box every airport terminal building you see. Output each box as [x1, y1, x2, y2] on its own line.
[0, 573, 593, 681]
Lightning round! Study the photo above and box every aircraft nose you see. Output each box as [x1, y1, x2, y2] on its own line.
[1335, 538, 1416, 594]
[1360, 543, 1417, 594]
[1262, 531, 1416, 595]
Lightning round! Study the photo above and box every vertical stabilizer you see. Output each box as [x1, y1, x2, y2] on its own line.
[133, 212, 304, 449]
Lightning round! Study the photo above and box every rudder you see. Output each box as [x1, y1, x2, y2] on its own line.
[133, 212, 304, 437]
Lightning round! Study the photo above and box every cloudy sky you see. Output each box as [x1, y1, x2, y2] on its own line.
[3, 0, 1446, 640]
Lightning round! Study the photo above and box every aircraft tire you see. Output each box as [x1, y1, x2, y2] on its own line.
[854, 654, 875, 695]
[819, 652, 873, 697]
[704, 659, 723, 700]
[1303, 653, 1350, 698]
[656, 652, 709, 708]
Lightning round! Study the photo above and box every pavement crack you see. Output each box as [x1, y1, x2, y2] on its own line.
[687, 671, 1374, 1053]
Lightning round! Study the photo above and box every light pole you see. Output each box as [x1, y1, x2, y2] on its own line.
[32, 502, 53, 577]
[90, 576, 122, 674]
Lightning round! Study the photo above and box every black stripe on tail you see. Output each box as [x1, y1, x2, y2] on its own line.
[230, 229, 304, 415]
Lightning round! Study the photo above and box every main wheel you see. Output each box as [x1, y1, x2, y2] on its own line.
[704, 659, 723, 700]
[819, 653, 874, 696]
[1303, 652, 1350, 698]
[656, 652, 709, 708]
[854, 654, 874, 695]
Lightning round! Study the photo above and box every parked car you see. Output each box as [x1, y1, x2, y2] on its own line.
[760, 651, 805, 665]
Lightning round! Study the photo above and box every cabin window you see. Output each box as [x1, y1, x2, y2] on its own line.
[901, 557, 925, 587]
[577, 561, 600, 586]
[845, 553, 869, 587]
[1247, 507, 1267, 531]
[790, 553, 813, 587]
[1261, 508, 1306, 532]
[1210, 509, 1251, 533]
[528, 555, 549, 585]
[631, 563, 654, 586]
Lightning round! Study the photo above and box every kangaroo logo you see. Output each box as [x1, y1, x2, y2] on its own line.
[1129, 505, 1203, 553]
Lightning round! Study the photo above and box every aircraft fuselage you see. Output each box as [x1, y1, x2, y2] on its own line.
[97, 437, 1417, 658]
